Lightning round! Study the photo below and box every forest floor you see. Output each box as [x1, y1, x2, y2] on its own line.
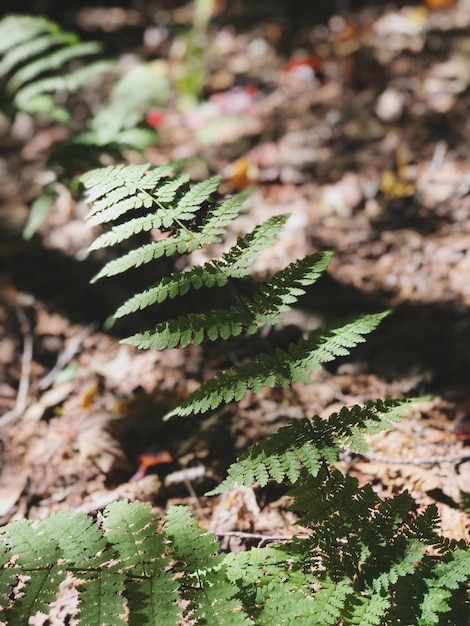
[1, 0, 470, 567]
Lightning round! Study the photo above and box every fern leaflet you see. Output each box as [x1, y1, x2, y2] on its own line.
[166, 312, 388, 417]
[209, 398, 416, 494]
[114, 214, 289, 317]
[123, 253, 331, 348]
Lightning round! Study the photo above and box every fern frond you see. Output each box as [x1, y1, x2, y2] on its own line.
[0, 15, 55, 55]
[83, 164, 174, 221]
[89, 175, 220, 249]
[217, 214, 289, 276]
[197, 189, 251, 243]
[0, 15, 111, 122]
[165, 506, 254, 624]
[345, 592, 392, 626]
[103, 500, 164, 576]
[2, 517, 60, 567]
[0, 32, 77, 77]
[126, 573, 180, 626]
[418, 547, 470, 625]
[167, 312, 389, 417]
[287, 311, 390, 378]
[14, 61, 115, 115]
[113, 213, 288, 316]
[7, 41, 101, 92]
[165, 506, 223, 575]
[308, 578, 355, 626]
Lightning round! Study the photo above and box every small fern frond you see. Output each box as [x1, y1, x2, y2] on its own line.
[217, 214, 289, 276]
[6, 567, 68, 625]
[165, 506, 223, 575]
[0, 15, 54, 55]
[0, 15, 112, 121]
[8, 41, 101, 92]
[286, 311, 390, 377]
[83, 164, 174, 222]
[2, 517, 60, 567]
[103, 500, 164, 576]
[418, 548, 470, 625]
[0, 32, 77, 77]
[345, 592, 392, 626]
[165, 506, 253, 623]
[91, 236, 192, 281]
[197, 189, 251, 243]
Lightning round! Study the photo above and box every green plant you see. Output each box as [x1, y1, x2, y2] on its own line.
[82, 163, 385, 417]
[0, 14, 112, 123]
[0, 14, 168, 239]
[168, 0, 217, 104]
[1, 166, 468, 624]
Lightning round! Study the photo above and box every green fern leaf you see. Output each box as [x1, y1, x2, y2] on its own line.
[123, 251, 331, 346]
[287, 312, 390, 378]
[2, 518, 60, 567]
[84, 164, 176, 225]
[197, 190, 251, 243]
[115, 264, 229, 316]
[153, 173, 191, 204]
[310, 578, 355, 626]
[173, 175, 221, 213]
[167, 312, 389, 417]
[0, 16, 54, 55]
[126, 573, 180, 626]
[165, 506, 223, 575]
[87, 170, 197, 249]
[91, 236, 192, 281]
[0, 15, 111, 123]
[165, 506, 252, 623]
[41, 509, 108, 567]
[345, 593, 391, 626]
[78, 566, 127, 626]
[100, 499, 180, 624]
[8, 41, 101, 92]
[208, 419, 327, 493]
[0, 32, 76, 76]
[212, 400, 413, 495]
[218, 214, 289, 276]
[103, 500, 165, 576]
[114, 214, 290, 316]
[418, 548, 470, 625]
[6, 566, 67, 624]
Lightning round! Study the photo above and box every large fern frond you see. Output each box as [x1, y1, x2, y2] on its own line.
[0, 487, 468, 624]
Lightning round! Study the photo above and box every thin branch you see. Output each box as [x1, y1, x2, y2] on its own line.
[38, 323, 97, 390]
[0, 307, 33, 428]
[214, 529, 310, 548]
[359, 450, 470, 466]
